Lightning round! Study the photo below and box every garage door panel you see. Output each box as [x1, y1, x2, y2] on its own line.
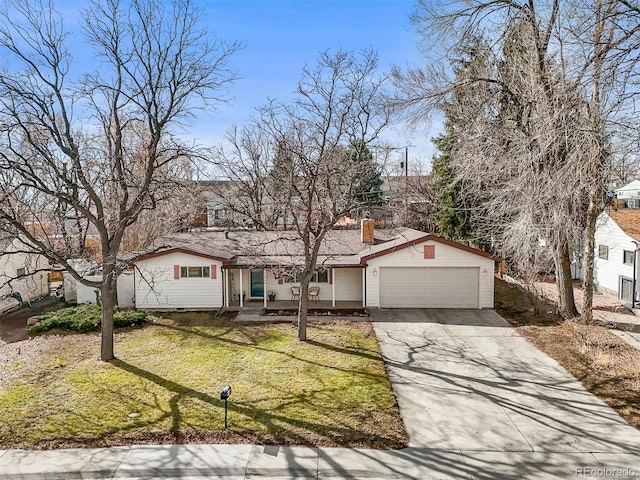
[379, 267, 479, 308]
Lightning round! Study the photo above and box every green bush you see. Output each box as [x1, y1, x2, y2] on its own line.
[27, 304, 147, 334]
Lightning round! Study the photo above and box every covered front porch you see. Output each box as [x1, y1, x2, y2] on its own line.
[221, 265, 365, 309]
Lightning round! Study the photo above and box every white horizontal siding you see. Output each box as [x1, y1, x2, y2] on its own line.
[334, 268, 363, 301]
[365, 240, 494, 308]
[0, 239, 50, 312]
[226, 267, 363, 303]
[594, 214, 638, 298]
[135, 252, 223, 309]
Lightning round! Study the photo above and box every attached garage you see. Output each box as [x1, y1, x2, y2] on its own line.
[379, 267, 480, 308]
[362, 234, 495, 309]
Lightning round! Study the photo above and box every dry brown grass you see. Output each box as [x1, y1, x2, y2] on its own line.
[494, 277, 640, 430]
[520, 320, 640, 429]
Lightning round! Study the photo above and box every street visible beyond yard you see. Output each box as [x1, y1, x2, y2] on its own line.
[0, 313, 407, 449]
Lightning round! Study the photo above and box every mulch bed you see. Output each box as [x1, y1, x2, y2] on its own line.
[262, 308, 369, 317]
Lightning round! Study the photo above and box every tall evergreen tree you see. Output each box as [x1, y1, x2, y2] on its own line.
[431, 123, 472, 241]
[432, 38, 489, 242]
[346, 139, 383, 207]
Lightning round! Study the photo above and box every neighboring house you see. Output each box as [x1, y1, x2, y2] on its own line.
[614, 179, 640, 206]
[199, 179, 289, 230]
[63, 258, 136, 308]
[594, 209, 640, 304]
[0, 236, 50, 314]
[202, 176, 434, 230]
[133, 221, 495, 310]
[73, 272, 135, 308]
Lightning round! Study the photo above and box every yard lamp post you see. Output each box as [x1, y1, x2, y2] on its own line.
[220, 384, 232, 429]
[632, 241, 639, 309]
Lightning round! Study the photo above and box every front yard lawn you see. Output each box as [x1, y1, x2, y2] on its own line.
[0, 313, 407, 449]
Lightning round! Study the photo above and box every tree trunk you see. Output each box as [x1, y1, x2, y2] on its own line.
[555, 243, 579, 319]
[297, 275, 310, 341]
[100, 274, 117, 361]
[581, 193, 598, 323]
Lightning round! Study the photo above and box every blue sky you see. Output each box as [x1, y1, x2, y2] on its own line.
[28, 1, 438, 172]
[194, 0, 439, 172]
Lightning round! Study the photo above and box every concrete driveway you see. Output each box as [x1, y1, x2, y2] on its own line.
[372, 309, 640, 477]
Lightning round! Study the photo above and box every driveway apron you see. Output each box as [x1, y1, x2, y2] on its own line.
[372, 309, 640, 455]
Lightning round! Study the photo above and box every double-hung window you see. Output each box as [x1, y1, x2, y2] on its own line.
[180, 266, 210, 278]
[284, 270, 329, 283]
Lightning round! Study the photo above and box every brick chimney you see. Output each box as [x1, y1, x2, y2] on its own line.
[361, 218, 375, 244]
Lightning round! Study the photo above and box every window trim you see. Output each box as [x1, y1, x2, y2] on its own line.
[623, 250, 635, 266]
[284, 270, 329, 284]
[180, 266, 210, 278]
[16, 267, 26, 277]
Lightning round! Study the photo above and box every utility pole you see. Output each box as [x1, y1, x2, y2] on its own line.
[404, 146, 408, 178]
[632, 241, 638, 309]
[404, 146, 409, 224]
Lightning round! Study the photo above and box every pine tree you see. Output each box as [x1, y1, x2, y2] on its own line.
[431, 123, 473, 241]
[346, 140, 383, 207]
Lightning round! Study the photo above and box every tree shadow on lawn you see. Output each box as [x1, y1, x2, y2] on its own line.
[108, 359, 406, 449]
[157, 322, 387, 380]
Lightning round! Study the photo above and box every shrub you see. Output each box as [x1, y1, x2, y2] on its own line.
[27, 304, 147, 334]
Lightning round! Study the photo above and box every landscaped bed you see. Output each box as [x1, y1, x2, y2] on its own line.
[0, 311, 407, 449]
[261, 308, 369, 317]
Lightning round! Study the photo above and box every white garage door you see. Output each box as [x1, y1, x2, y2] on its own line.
[379, 267, 479, 308]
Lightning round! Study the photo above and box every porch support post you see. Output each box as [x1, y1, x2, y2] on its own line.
[224, 270, 229, 307]
[222, 270, 226, 307]
[362, 268, 366, 307]
[332, 269, 336, 307]
[240, 268, 244, 308]
[263, 268, 268, 308]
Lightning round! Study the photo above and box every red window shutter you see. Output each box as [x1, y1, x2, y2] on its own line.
[174, 265, 180, 279]
[211, 265, 217, 279]
[424, 245, 435, 259]
[328, 268, 333, 284]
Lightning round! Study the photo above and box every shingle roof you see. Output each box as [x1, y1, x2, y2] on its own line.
[137, 227, 493, 267]
[609, 209, 640, 242]
[615, 179, 640, 195]
[0, 235, 13, 252]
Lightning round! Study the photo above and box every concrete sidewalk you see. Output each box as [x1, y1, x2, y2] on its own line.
[1, 443, 638, 479]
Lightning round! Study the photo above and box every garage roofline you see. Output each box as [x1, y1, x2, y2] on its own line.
[359, 234, 496, 264]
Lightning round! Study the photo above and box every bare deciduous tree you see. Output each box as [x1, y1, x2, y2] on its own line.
[394, 0, 640, 320]
[216, 49, 390, 340]
[0, 0, 239, 360]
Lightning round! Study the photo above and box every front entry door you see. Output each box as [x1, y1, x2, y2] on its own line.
[250, 269, 264, 298]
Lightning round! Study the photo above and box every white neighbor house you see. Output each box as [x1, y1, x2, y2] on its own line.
[63, 258, 136, 308]
[0, 236, 50, 314]
[614, 179, 640, 206]
[133, 222, 495, 310]
[594, 209, 640, 304]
